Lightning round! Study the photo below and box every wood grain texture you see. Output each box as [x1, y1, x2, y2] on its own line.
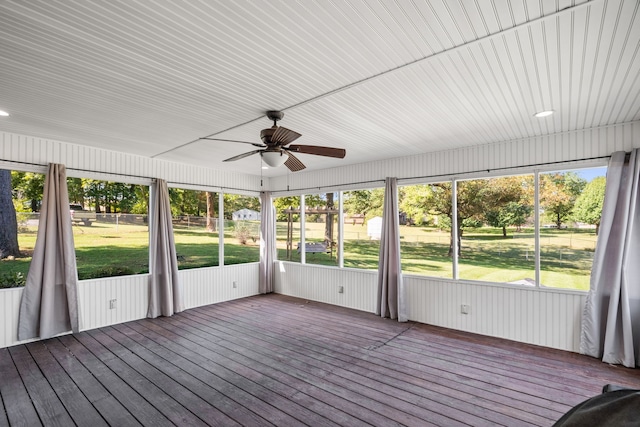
[2, 294, 639, 426]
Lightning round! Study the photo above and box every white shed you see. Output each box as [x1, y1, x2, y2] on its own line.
[367, 216, 382, 240]
[232, 208, 261, 221]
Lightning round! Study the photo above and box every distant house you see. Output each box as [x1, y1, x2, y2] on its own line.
[232, 208, 261, 221]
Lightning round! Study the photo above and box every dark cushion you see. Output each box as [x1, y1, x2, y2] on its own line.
[553, 387, 640, 427]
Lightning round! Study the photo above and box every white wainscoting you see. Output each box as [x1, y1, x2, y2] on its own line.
[274, 263, 586, 352]
[404, 276, 586, 352]
[274, 262, 378, 313]
[0, 263, 260, 349]
[0, 287, 28, 349]
[180, 263, 260, 309]
[77, 274, 149, 331]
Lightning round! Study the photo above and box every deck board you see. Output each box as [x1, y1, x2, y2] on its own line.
[2, 294, 640, 426]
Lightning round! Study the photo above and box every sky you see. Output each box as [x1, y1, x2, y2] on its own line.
[573, 166, 607, 182]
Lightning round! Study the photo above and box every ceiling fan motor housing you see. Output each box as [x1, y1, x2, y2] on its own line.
[260, 127, 277, 146]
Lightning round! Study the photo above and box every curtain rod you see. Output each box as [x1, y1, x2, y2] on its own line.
[274, 155, 612, 193]
[0, 159, 259, 194]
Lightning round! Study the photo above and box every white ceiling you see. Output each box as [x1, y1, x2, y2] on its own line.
[1, 0, 639, 177]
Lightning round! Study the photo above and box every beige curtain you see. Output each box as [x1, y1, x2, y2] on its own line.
[376, 177, 407, 322]
[18, 163, 80, 340]
[581, 150, 640, 368]
[147, 179, 183, 318]
[259, 191, 276, 294]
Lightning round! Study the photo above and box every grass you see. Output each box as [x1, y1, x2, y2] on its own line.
[1, 220, 596, 290]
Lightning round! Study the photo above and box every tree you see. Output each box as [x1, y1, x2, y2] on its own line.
[324, 192, 336, 244]
[11, 171, 44, 211]
[206, 191, 216, 232]
[485, 202, 533, 235]
[399, 185, 432, 225]
[573, 176, 606, 235]
[540, 172, 586, 228]
[0, 170, 20, 259]
[273, 196, 301, 221]
[343, 189, 384, 219]
[482, 176, 533, 236]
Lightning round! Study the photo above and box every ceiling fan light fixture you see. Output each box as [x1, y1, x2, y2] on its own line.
[261, 150, 289, 167]
[534, 110, 554, 118]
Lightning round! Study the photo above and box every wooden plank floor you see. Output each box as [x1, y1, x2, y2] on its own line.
[2, 294, 640, 426]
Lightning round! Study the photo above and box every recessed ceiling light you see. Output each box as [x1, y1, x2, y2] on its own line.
[534, 110, 554, 118]
[0, 110, 9, 117]
[261, 166, 269, 170]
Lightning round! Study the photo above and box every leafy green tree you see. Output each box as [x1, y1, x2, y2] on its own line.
[206, 191, 217, 232]
[400, 185, 432, 226]
[67, 178, 85, 205]
[485, 202, 533, 235]
[273, 196, 301, 221]
[343, 189, 384, 219]
[418, 181, 487, 256]
[11, 171, 44, 211]
[483, 176, 533, 237]
[573, 176, 606, 235]
[540, 172, 586, 228]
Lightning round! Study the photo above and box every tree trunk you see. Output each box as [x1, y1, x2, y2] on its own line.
[595, 223, 599, 236]
[502, 225, 507, 237]
[0, 170, 20, 259]
[206, 192, 216, 232]
[556, 213, 562, 229]
[324, 193, 334, 244]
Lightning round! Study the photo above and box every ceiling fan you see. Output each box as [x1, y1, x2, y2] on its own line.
[200, 111, 346, 172]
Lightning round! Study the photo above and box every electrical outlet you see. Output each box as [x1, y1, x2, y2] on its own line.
[461, 304, 470, 314]
[109, 299, 117, 310]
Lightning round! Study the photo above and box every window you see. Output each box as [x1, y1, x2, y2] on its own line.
[70, 179, 149, 279]
[343, 188, 383, 270]
[274, 196, 301, 262]
[456, 175, 535, 284]
[539, 167, 606, 290]
[398, 183, 453, 278]
[303, 192, 339, 267]
[397, 167, 605, 291]
[223, 194, 260, 265]
[0, 170, 44, 287]
[170, 188, 219, 269]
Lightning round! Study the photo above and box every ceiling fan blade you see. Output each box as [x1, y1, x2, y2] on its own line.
[284, 153, 306, 172]
[200, 137, 264, 148]
[271, 126, 302, 146]
[223, 149, 263, 162]
[287, 144, 346, 158]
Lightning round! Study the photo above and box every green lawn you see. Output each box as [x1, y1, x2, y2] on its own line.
[1, 220, 596, 290]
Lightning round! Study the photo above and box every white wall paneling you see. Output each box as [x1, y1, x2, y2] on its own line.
[404, 276, 586, 352]
[1, 263, 260, 349]
[274, 262, 378, 313]
[180, 263, 260, 309]
[0, 131, 264, 192]
[274, 263, 585, 352]
[77, 274, 149, 331]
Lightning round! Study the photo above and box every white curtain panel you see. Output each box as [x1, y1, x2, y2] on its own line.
[581, 149, 640, 368]
[259, 191, 276, 294]
[147, 179, 183, 318]
[18, 163, 80, 340]
[376, 177, 407, 322]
